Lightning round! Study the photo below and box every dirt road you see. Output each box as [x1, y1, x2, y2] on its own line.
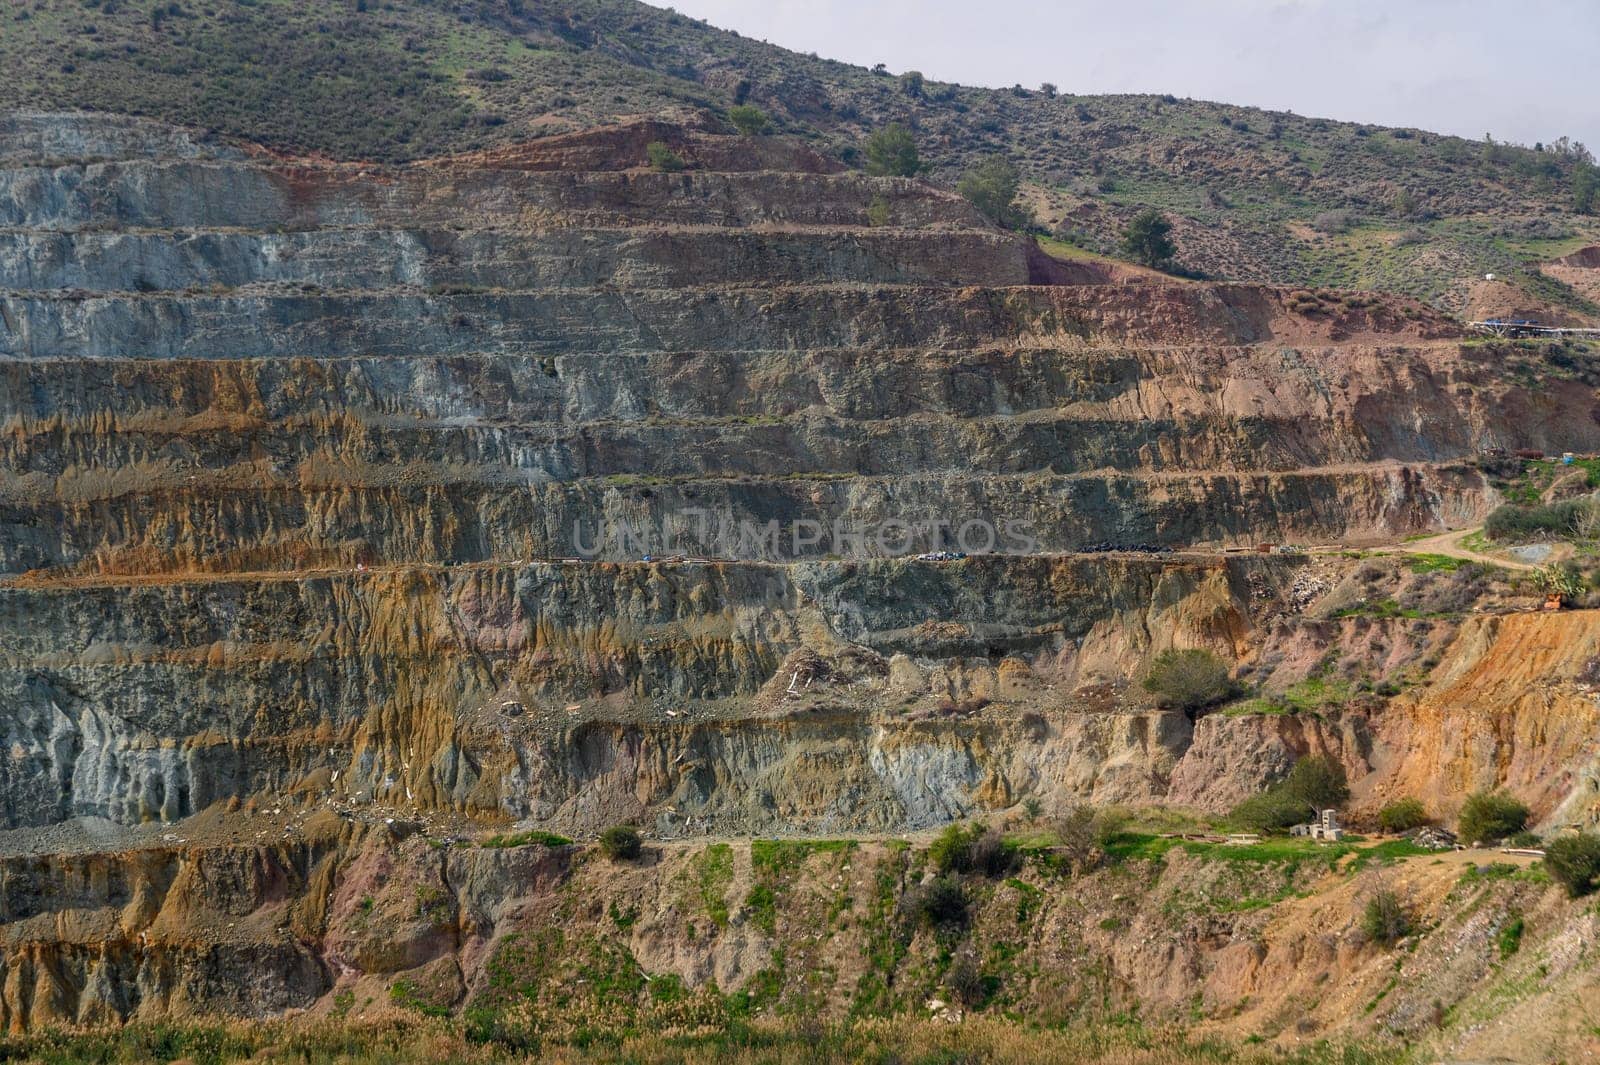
[1388, 527, 1539, 572]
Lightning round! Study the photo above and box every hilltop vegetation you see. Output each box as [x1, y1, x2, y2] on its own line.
[6, 0, 1599, 313]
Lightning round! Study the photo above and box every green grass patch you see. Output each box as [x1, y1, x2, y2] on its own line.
[480, 829, 572, 849]
[1185, 838, 1358, 866]
[1100, 832, 1183, 863]
[1407, 553, 1465, 574]
[1106, 831, 1439, 878]
[1347, 839, 1436, 872]
[745, 883, 778, 936]
[1036, 234, 1105, 262]
[389, 978, 451, 1018]
[1003, 828, 1063, 852]
[1328, 598, 1427, 620]
[695, 843, 735, 929]
[1459, 861, 1549, 886]
[1222, 676, 1356, 716]
[750, 838, 854, 875]
[1497, 913, 1525, 958]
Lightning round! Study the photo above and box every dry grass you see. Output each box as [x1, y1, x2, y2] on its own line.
[0, 1015, 1401, 1065]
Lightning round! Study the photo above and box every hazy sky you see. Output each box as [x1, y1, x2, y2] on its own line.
[663, 0, 1600, 151]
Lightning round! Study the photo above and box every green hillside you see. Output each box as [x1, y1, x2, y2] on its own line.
[7, 0, 1599, 313]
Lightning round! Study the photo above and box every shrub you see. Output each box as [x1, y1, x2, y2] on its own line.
[1484, 500, 1585, 541]
[1508, 830, 1543, 848]
[1311, 209, 1357, 234]
[1544, 833, 1600, 897]
[1229, 790, 1313, 834]
[957, 155, 1031, 229]
[899, 70, 924, 97]
[727, 104, 769, 136]
[945, 950, 987, 1006]
[864, 124, 920, 177]
[966, 829, 1015, 877]
[928, 823, 1013, 876]
[1361, 889, 1411, 946]
[1122, 208, 1176, 268]
[1536, 563, 1585, 601]
[1142, 649, 1236, 714]
[1575, 163, 1599, 215]
[929, 823, 980, 874]
[1053, 805, 1098, 871]
[646, 141, 686, 172]
[907, 875, 969, 930]
[1457, 791, 1529, 845]
[1378, 797, 1429, 833]
[1053, 805, 1123, 873]
[1497, 913, 1525, 957]
[598, 824, 642, 860]
[1281, 755, 1350, 809]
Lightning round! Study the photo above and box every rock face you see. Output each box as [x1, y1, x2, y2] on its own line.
[0, 552, 1282, 832]
[4, 114, 1600, 1042]
[4, 113, 1600, 837]
[1367, 610, 1600, 827]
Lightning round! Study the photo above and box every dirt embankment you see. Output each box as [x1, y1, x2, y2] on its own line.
[2, 820, 1594, 1064]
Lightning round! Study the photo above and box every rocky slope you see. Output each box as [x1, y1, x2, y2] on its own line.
[3, 114, 1600, 1054]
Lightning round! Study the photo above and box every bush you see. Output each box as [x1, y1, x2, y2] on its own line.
[646, 141, 685, 172]
[907, 875, 969, 930]
[864, 124, 920, 177]
[1484, 500, 1585, 541]
[929, 823, 979, 874]
[1281, 755, 1350, 809]
[1361, 889, 1411, 946]
[957, 155, 1031, 229]
[1142, 649, 1236, 714]
[598, 824, 642, 860]
[1052, 806, 1099, 872]
[967, 829, 1015, 877]
[1497, 913, 1525, 958]
[1311, 209, 1357, 234]
[1544, 833, 1600, 897]
[1575, 163, 1599, 215]
[1537, 563, 1585, 601]
[727, 104, 769, 136]
[928, 823, 1014, 877]
[1457, 791, 1529, 845]
[1121, 208, 1176, 268]
[1226, 754, 1347, 834]
[899, 70, 924, 97]
[1378, 797, 1429, 833]
[1229, 790, 1313, 834]
[945, 950, 987, 1006]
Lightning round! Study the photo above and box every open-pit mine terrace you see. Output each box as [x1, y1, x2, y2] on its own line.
[2, 111, 1596, 840]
